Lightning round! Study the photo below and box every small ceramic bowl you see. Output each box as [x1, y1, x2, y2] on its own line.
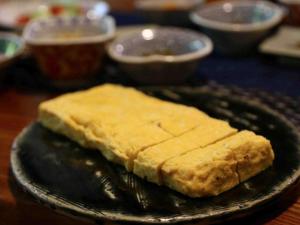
[107, 27, 213, 84]
[0, 32, 24, 84]
[0, 0, 110, 30]
[278, 0, 300, 26]
[135, 0, 204, 26]
[190, 0, 285, 55]
[0, 32, 24, 69]
[23, 16, 115, 82]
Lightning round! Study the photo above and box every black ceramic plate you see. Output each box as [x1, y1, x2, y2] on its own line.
[10, 87, 300, 224]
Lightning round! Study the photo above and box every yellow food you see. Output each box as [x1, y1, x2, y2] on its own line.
[39, 84, 211, 170]
[134, 118, 237, 184]
[38, 84, 275, 197]
[162, 131, 274, 197]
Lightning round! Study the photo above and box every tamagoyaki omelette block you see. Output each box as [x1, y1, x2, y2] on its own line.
[38, 84, 211, 170]
[39, 100, 173, 170]
[161, 131, 274, 197]
[74, 83, 211, 137]
[133, 119, 238, 184]
[38, 84, 275, 198]
[39, 84, 211, 136]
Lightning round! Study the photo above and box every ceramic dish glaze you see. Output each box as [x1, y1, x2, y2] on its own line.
[260, 26, 300, 58]
[0, 32, 24, 85]
[0, 32, 24, 69]
[278, 0, 300, 26]
[190, 0, 285, 54]
[23, 16, 115, 83]
[108, 27, 213, 84]
[11, 87, 300, 224]
[135, 0, 204, 26]
[0, 0, 109, 29]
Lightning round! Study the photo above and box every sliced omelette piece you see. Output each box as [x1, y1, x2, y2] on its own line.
[138, 102, 210, 136]
[110, 123, 172, 171]
[85, 119, 173, 171]
[78, 84, 211, 136]
[39, 100, 172, 170]
[39, 100, 135, 165]
[39, 84, 213, 166]
[161, 131, 274, 197]
[42, 84, 159, 113]
[133, 119, 237, 184]
[228, 131, 274, 182]
[42, 84, 210, 136]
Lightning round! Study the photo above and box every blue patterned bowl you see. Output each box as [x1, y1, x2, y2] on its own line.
[135, 0, 204, 26]
[0, 32, 24, 85]
[108, 27, 213, 84]
[190, 0, 285, 55]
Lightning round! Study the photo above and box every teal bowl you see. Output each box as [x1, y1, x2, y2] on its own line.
[0, 32, 24, 83]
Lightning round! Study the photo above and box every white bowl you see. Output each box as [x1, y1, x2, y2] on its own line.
[135, 0, 204, 10]
[0, 0, 109, 30]
[22, 16, 115, 81]
[190, 0, 285, 54]
[0, 32, 24, 85]
[107, 27, 212, 84]
[0, 32, 24, 69]
[278, 0, 300, 26]
[135, 0, 204, 26]
[23, 16, 115, 45]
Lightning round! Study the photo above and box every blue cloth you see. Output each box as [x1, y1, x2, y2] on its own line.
[198, 56, 300, 97]
[111, 12, 300, 97]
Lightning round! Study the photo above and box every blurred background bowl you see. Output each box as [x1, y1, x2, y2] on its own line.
[135, 0, 204, 27]
[0, 32, 24, 84]
[23, 16, 115, 84]
[108, 27, 213, 85]
[0, 0, 109, 30]
[278, 0, 300, 26]
[191, 0, 285, 55]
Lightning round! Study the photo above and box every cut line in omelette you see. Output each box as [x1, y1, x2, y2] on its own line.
[133, 118, 237, 184]
[161, 131, 274, 197]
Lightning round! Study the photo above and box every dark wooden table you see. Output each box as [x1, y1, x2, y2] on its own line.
[0, 89, 299, 225]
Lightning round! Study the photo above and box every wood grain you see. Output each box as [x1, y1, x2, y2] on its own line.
[0, 88, 299, 225]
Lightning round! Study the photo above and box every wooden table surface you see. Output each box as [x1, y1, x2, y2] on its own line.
[0, 90, 299, 225]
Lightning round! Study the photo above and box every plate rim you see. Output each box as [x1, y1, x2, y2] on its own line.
[10, 87, 300, 224]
